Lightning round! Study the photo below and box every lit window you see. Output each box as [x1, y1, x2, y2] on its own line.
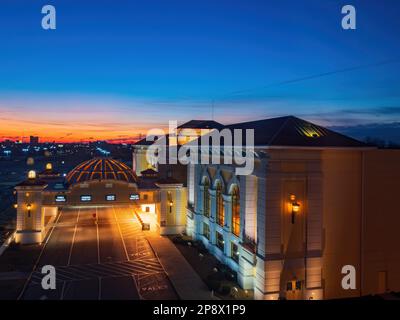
[130, 194, 139, 200]
[80, 195, 92, 202]
[106, 194, 116, 201]
[55, 195, 66, 202]
[216, 182, 224, 226]
[202, 177, 210, 217]
[231, 186, 240, 236]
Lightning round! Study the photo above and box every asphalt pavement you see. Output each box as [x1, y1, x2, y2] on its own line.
[20, 206, 178, 300]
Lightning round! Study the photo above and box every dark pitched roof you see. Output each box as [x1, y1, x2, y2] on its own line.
[156, 177, 181, 185]
[133, 120, 224, 146]
[133, 136, 160, 146]
[177, 120, 224, 130]
[140, 168, 158, 175]
[16, 178, 48, 187]
[223, 116, 367, 147]
[135, 116, 367, 148]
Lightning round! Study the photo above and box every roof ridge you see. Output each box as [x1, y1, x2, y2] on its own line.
[267, 116, 293, 145]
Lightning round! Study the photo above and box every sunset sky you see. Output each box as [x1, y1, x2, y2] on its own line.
[1, 0, 400, 142]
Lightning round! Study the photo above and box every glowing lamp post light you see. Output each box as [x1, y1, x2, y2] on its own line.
[290, 195, 300, 224]
[28, 170, 36, 180]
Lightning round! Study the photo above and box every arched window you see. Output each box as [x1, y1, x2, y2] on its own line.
[231, 186, 240, 236]
[216, 181, 225, 226]
[202, 178, 210, 217]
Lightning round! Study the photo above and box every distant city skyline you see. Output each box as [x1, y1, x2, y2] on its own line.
[1, 0, 399, 142]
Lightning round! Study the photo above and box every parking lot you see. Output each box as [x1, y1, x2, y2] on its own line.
[20, 206, 178, 300]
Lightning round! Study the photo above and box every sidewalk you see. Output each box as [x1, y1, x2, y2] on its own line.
[147, 234, 215, 300]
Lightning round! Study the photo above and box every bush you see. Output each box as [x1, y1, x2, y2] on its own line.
[213, 263, 237, 281]
[171, 235, 186, 245]
[196, 241, 208, 255]
[219, 285, 231, 295]
[205, 271, 224, 291]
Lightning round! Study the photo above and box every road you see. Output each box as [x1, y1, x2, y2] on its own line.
[20, 206, 178, 300]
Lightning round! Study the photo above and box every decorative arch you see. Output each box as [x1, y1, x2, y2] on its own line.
[212, 168, 226, 192]
[227, 175, 240, 195]
[199, 166, 211, 186]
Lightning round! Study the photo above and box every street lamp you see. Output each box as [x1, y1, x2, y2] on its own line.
[28, 170, 36, 179]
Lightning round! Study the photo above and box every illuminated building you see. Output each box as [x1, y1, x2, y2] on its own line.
[183, 116, 400, 300]
[15, 158, 186, 244]
[14, 116, 400, 300]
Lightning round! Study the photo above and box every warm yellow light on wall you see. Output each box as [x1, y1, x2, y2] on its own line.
[292, 202, 300, 213]
[46, 163, 53, 170]
[27, 204, 32, 210]
[14, 204, 18, 209]
[28, 170, 36, 179]
[289, 195, 300, 224]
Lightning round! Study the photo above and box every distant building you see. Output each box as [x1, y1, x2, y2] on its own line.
[15, 158, 186, 244]
[132, 120, 224, 183]
[30, 136, 39, 145]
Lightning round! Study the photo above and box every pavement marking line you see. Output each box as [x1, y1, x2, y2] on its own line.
[96, 206, 100, 265]
[60, 281, 66, 300]
[113, 206, 130, 262]
[98, 277, 102, 300]
[113, 206, 144, 300]
[17, 209, 64, 300]
[67, 208, 80, 266]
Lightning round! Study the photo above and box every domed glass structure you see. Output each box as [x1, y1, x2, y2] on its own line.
[66, 158, 137, 185]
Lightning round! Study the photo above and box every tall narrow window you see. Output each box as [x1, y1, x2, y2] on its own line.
[231, 186, 240, 236]
[167, 191, 173, 213]
[203, 222, 210, 240]
[216, 182, 224, 226]
[216, 231, 224, 251]
[203, 178, 210, 217]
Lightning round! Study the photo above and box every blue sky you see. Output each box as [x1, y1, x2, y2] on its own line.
[0, 0, 399, 141]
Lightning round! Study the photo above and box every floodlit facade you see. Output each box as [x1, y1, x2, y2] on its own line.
[184, 116, 400, 300]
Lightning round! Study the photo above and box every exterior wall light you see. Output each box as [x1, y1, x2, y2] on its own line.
[27, 203, 32, 218]
[290, 195, 300, 224]
[14, 204, 18, 209]
[46, 163, 52, 170]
